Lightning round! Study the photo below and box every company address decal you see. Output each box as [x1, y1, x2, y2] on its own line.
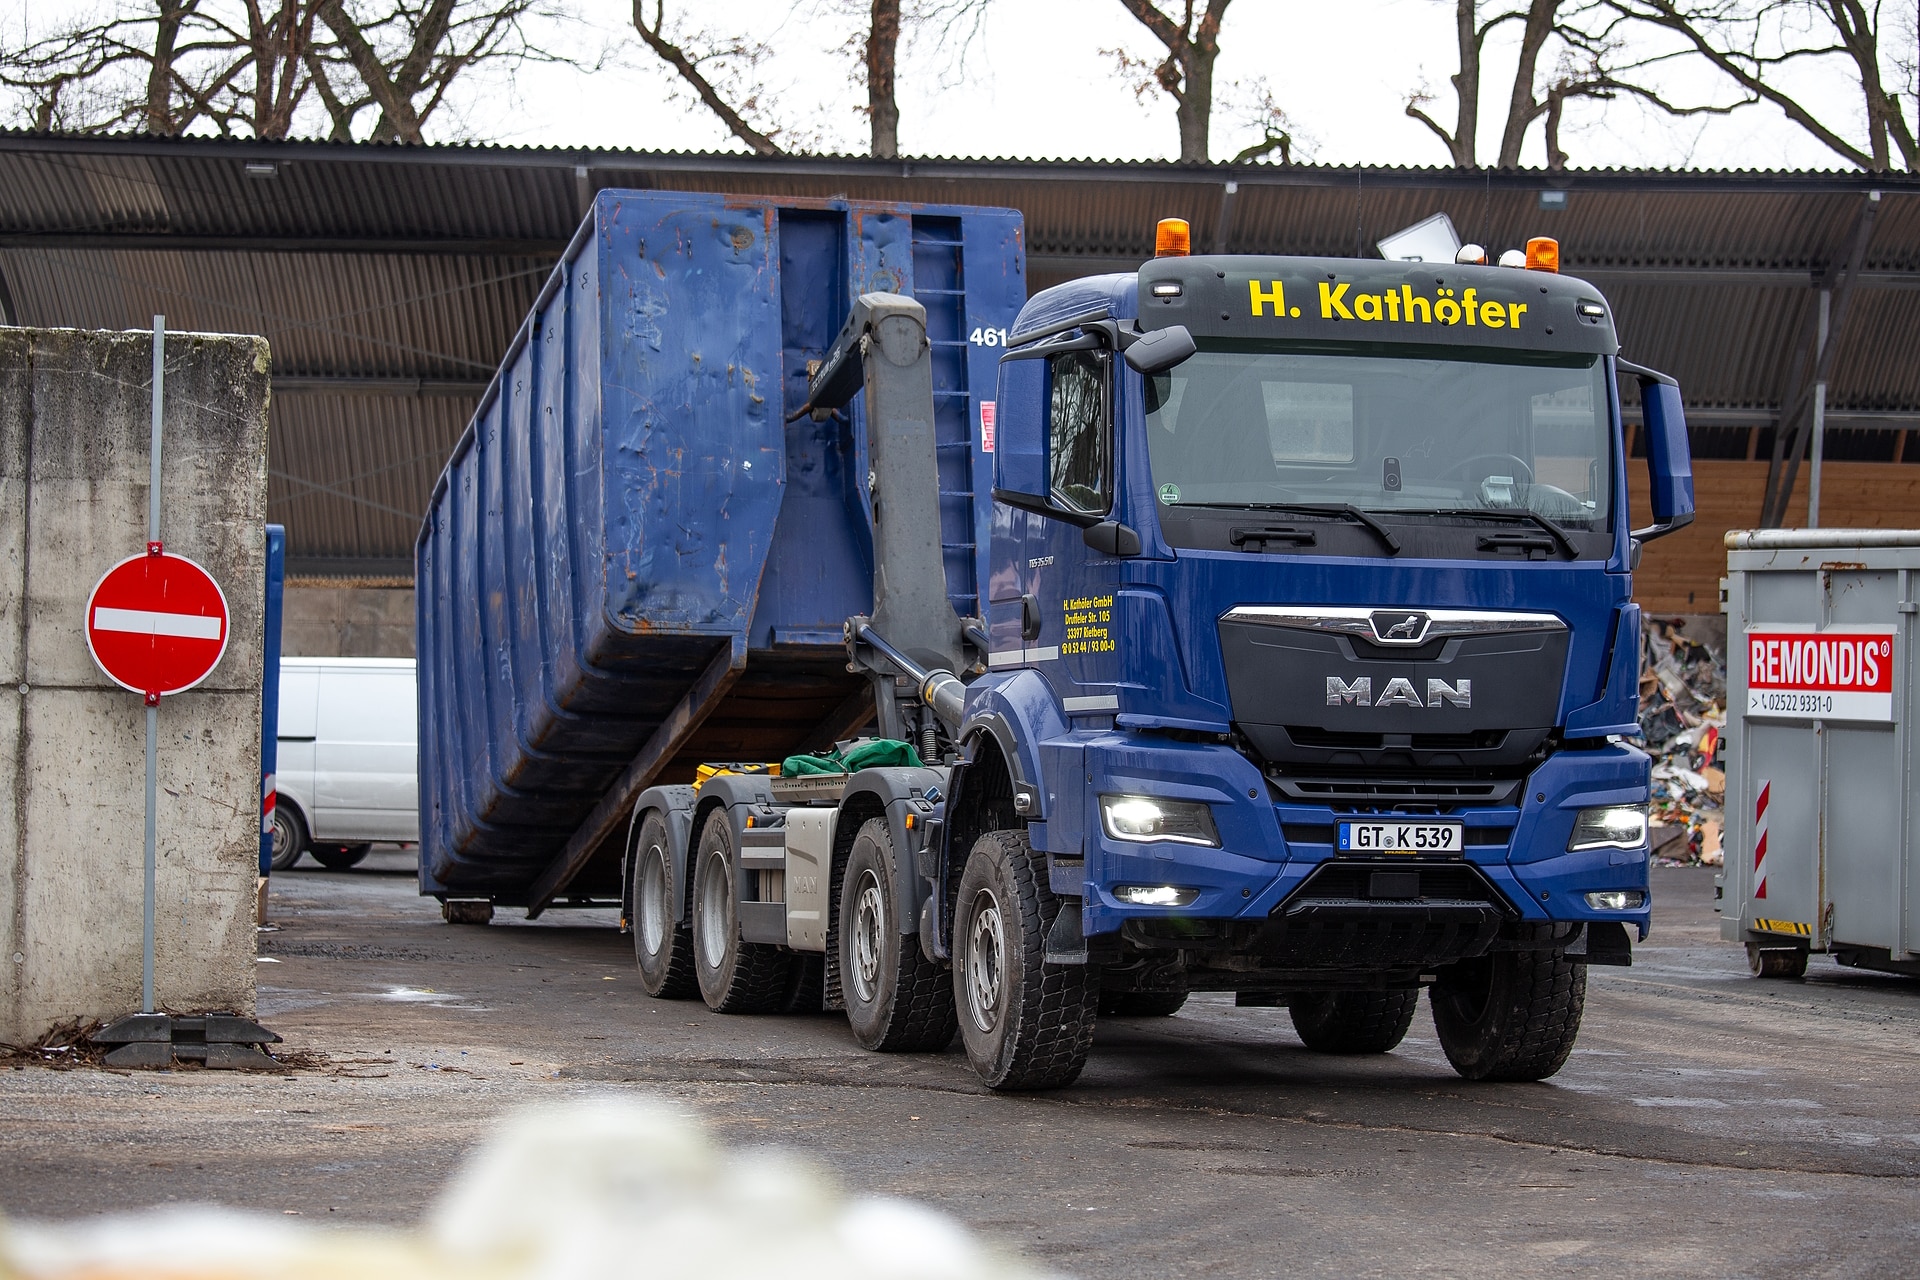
[1249, 280, 1530, 330]
[1745, 628, 1896, 722]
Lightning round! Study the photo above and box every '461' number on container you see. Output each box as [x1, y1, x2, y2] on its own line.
[970, 327, 1010, 347]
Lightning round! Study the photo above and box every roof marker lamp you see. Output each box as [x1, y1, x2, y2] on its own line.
[1455, 243, 1488, 265]
[1116, 884, 1201, 908]
[1525, 236, 1560, 272]
[1498, 249, 1527, 268]
[1100, 794, 1220, 847]
[1567, 804, 1648, 852]
[1155, 218, 1191, 257]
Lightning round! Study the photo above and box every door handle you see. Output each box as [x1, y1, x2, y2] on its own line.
[1021, 594, 1043, 642]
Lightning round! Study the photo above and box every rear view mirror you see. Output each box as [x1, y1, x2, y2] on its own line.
[992, 357, 1048, 504]
[1620, 360, 1694, 542]
[1123, 325, 1195, 376]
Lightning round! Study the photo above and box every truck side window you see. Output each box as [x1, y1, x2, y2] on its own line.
[1049, 350, 1109, 515]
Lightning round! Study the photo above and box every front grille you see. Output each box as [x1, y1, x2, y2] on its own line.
[1271, 776, 1522, 808]
[1284, 726, 1511, 752]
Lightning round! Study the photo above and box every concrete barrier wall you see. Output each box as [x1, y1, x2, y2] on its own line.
[0, 327, 269, 1045]
[283, 586, 415, 657]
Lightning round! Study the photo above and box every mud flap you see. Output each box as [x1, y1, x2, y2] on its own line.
[1566, 920, 1632, 966]
[1044, 898, 1087, 965]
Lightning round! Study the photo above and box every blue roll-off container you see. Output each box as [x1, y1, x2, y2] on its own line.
[417, 190, 1025, 909]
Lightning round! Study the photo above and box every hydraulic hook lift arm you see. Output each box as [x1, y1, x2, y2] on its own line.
[803, 292, 983, 752]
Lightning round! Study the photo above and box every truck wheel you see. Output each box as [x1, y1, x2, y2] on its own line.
[269, 804, 308, 872]
[1430, 945, 1586, 1082]
[311, 844, 370, 871]
[632, 811, 696, 999]
[1747, 943, 1809, 979]
[952, 829, 1098, 1090]
[839, 818, 956, 1052]
[1099, 990, 1189, 1017]
[1288, 989, 1419, 1053]
[690, 810, 791, 1013]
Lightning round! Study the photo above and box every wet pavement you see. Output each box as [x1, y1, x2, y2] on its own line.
[2, 853, 1917, 1277]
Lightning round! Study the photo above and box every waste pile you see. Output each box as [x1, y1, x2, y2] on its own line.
[0, 1097, 1051, 1280]
[1638, 616, 1727, 866]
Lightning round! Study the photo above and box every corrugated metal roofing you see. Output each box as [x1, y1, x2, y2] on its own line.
[3, 131, 1918, 576]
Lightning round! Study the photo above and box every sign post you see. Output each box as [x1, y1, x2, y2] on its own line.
[83, 319, 278, 1067]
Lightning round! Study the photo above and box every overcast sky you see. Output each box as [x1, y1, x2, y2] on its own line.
[9, 0, 1897, 169]
[448, 0, 1884, 170]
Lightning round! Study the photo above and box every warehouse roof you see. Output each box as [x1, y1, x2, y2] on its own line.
[3, 131, 1916, 578]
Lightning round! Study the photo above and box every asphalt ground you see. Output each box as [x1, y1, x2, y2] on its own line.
[3, 853, 1918, 1277]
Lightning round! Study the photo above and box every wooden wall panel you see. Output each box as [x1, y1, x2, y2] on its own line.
[1630, 461, 1920, 614]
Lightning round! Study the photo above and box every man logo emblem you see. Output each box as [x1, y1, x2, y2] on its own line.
[1368, 610, 1431, 645]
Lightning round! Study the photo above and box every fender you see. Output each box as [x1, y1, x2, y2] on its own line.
[957, 668, 1069, 820]
[684, 774, 781, 931]
[627, 784, 697, 924]
[837, 766, 947, 938]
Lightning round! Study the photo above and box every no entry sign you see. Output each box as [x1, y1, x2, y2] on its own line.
[85, 551, 230, 698]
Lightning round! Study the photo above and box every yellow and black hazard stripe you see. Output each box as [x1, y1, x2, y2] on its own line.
[1752, 918, 1812, 938]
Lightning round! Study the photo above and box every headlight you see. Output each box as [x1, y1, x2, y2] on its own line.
[1568, 804, 1648, 852]
[1585, 890, 1645, 910]
[1099, 794, 1220, 846]
[1115, 885, 1201, 907]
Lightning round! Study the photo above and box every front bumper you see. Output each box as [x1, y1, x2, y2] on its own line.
[1067, 733, 1652, 944]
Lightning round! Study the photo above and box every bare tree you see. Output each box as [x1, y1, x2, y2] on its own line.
[631, 0, 785, 154]
[0, 0, 253, 134]
[866, 0, 901, 157]
[319, 0, 567, 143]
[1109, 0, 1232, 163]
[1407, 0, 1491, 165]
[1599, 0, 1919, 170]
[1, 0, 576, 141]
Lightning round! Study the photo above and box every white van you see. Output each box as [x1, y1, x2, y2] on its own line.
[271, 657, 418, 871]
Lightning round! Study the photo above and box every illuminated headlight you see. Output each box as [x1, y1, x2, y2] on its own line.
[1567, 804, 1648, 852]
[1585, 889, 1646, 910]
[1115, 885, 1200, 907]
[1099, 795, 1220, 846]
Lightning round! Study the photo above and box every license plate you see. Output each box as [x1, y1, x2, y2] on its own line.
[1338, 821, 1463, 854]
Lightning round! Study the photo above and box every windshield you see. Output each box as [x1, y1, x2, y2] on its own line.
[1145, 343, 1613, 528]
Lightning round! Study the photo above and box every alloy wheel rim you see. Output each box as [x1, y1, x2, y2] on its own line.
[851, 870, 885, 1004]
[965, 888, 1006, 1033]
[697, 850, 729, 969]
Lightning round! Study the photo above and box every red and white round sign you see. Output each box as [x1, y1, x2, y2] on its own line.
[85, 551, 230, 698]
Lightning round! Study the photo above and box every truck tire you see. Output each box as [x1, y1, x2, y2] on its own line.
[690, 809, 791, 1014]
[311, 844, 370, 871]
[952, 829, 1098, 1090]
[632, 810, 697, 999]
[1099, 990, 1189, 1017]
[839, 818, 956, 1052]
[1747, 943, 1809, 979]
[269, 803, 308, 872]
[1288, 989, 1419, 1054]
[1430, 944, 1586, 1082]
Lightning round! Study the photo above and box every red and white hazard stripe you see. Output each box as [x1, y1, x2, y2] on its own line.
[262, 772, 276, 837]
[1753, 778, 1770, 900]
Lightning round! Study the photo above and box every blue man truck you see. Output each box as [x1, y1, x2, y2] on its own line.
[418, 192, 1695, 1091]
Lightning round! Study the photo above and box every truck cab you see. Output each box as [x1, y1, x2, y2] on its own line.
[612, 213, 1695, 1094]
[931, 228, 1694, 1085]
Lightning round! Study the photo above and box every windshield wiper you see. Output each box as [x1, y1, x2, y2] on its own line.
[1178, 501, 1400, 555]
[1414, 507, 1580, 559]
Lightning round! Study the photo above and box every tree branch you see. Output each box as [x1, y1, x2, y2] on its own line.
[631, 0, 783, 155]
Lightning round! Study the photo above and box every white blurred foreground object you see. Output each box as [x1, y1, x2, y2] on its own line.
[1, 1098, 1052, 1280]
